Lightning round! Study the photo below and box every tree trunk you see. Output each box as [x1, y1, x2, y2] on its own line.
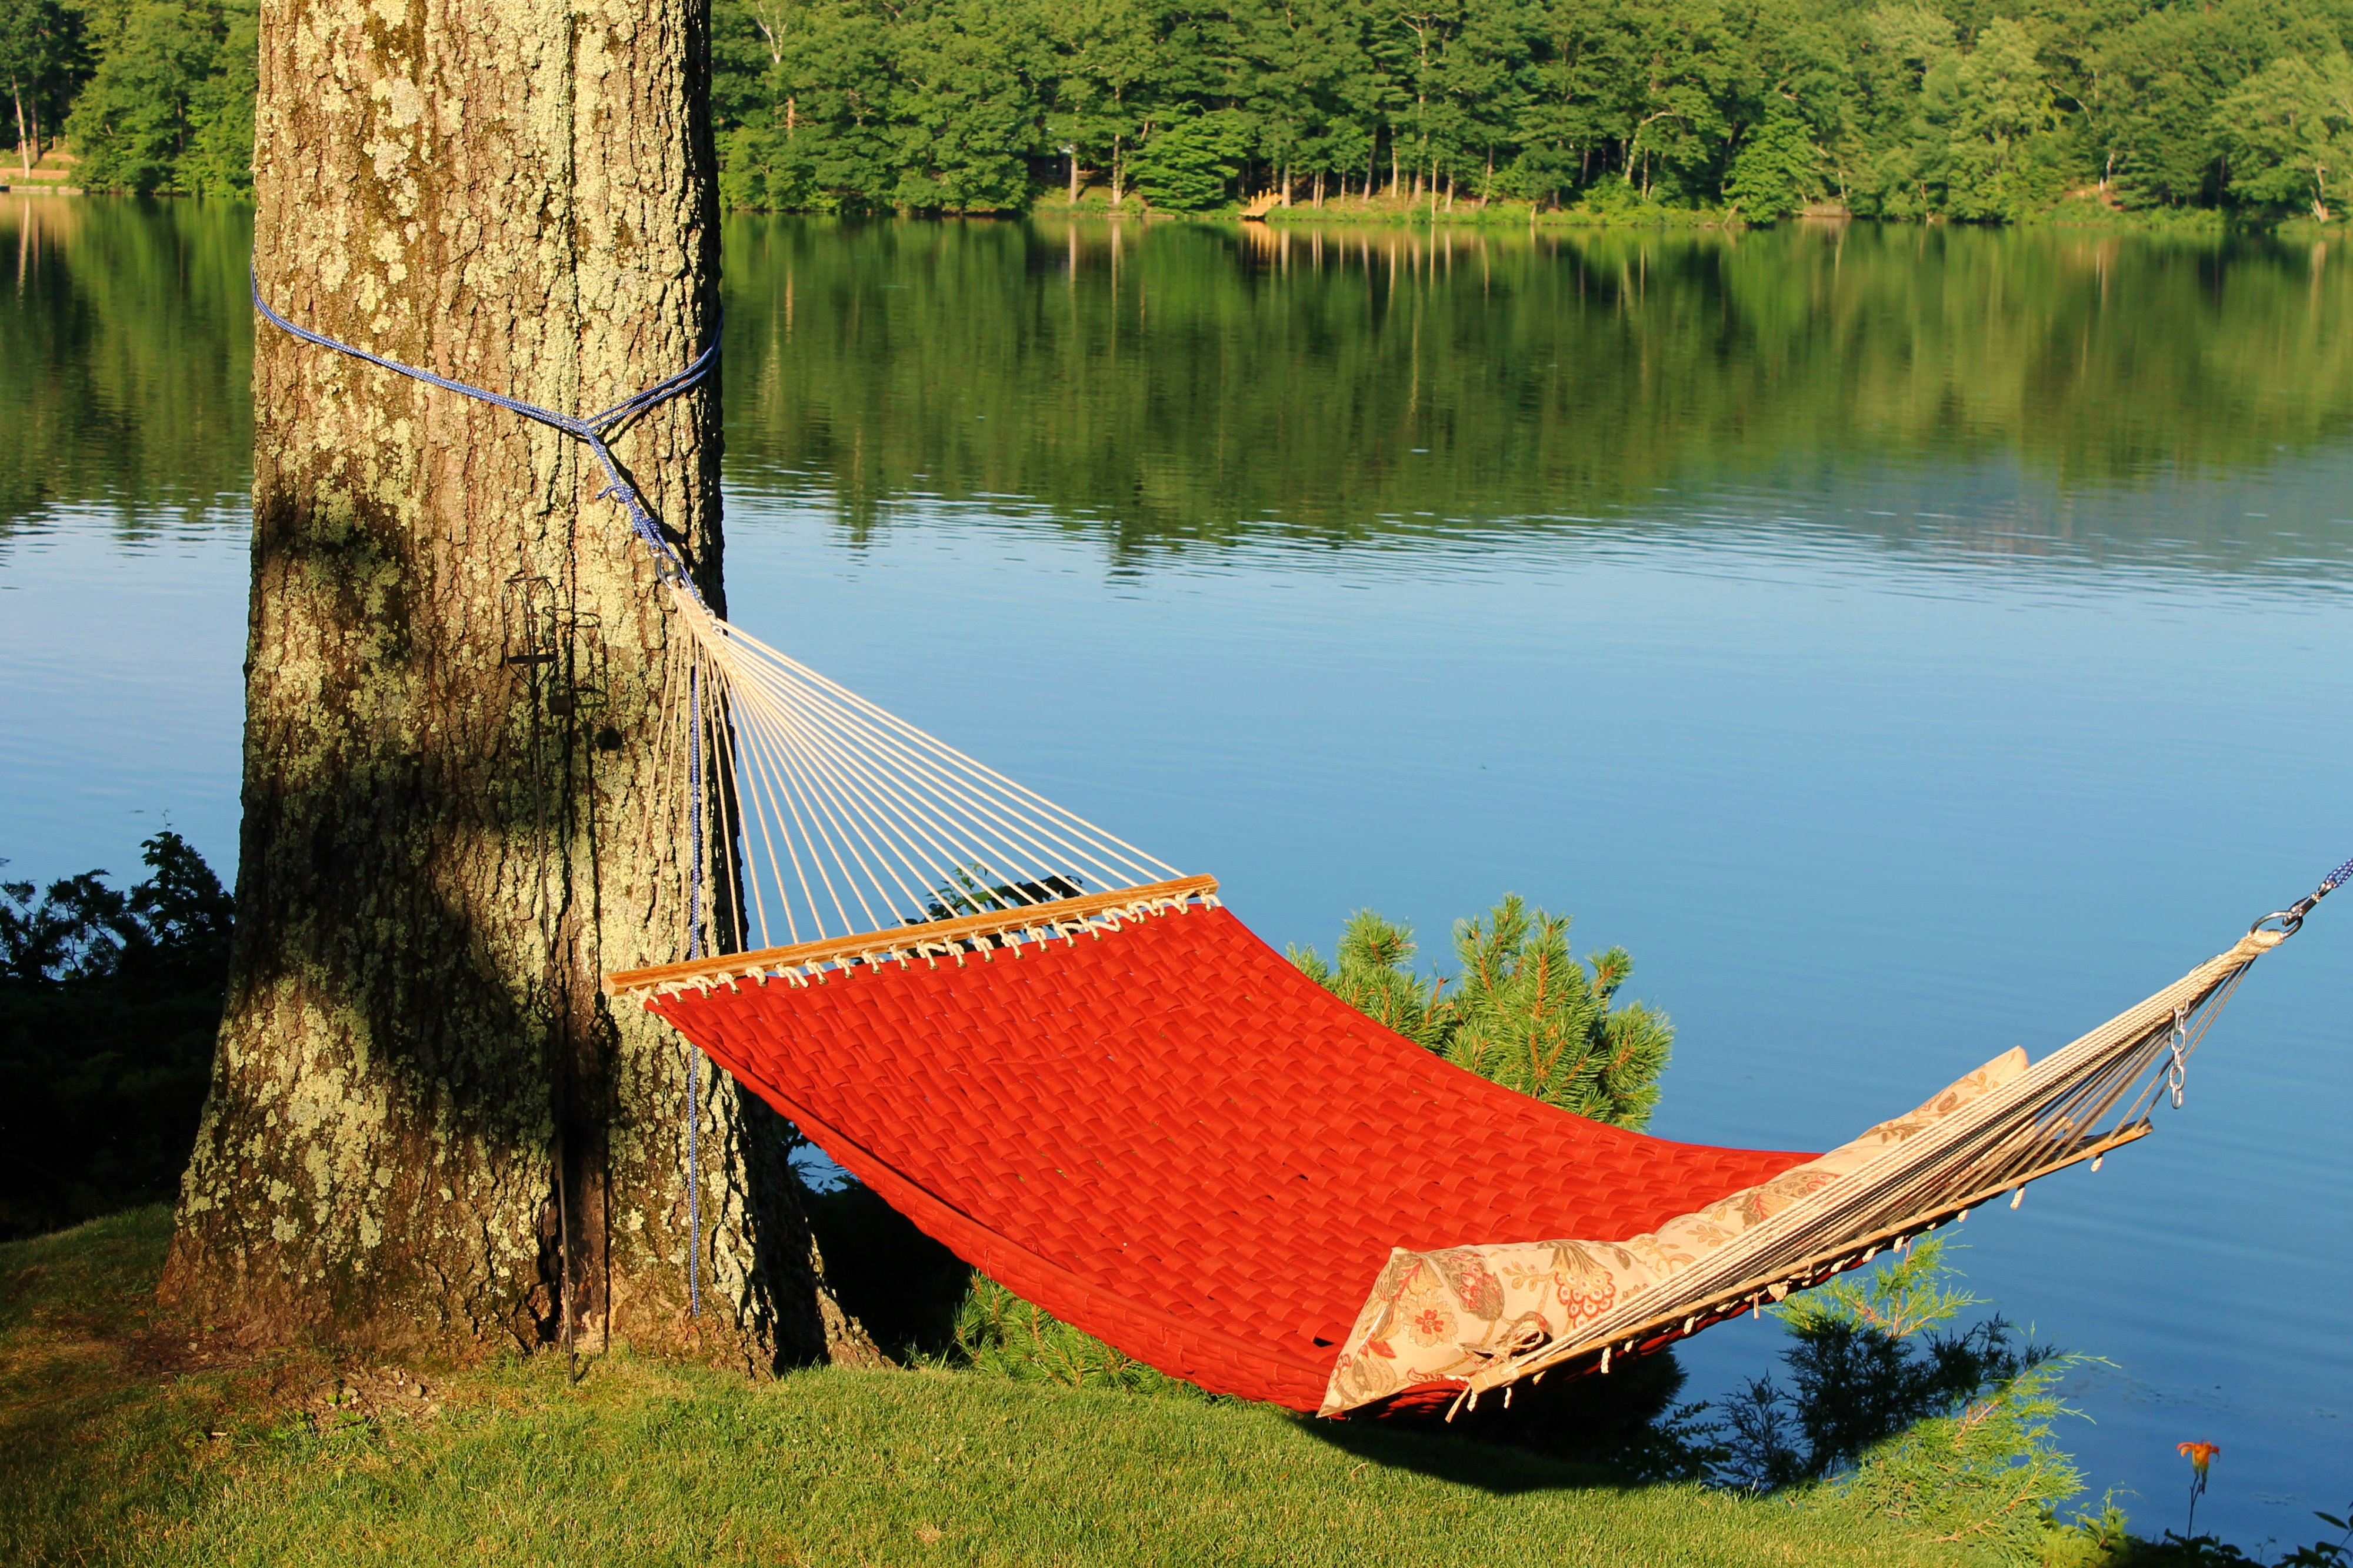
[11, 78, 28, 178]
[159, 0, 875, 1375]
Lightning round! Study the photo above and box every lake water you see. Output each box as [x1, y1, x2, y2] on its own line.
[6, 195, 2349, 1544]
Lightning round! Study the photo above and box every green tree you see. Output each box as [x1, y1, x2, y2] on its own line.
[178, 0, 249, 194]
[1845, 4, 1957, 217]
[1509, 0, 1647, 204]
[882, 0, 1049, 211]
[2090, 0, 2312, 210]
[1934, 15, 2065, 219]
[1042, 0, 1171, 206]
[1291, 908, 1453, 1049]
[39, 0, 2353, 225]
[1725, 102, 1818, 216]
[1718, 0, 1852, 205]
[1291, 894, 1672, 1129]
[2214, 50, 2353, 219]
[1234, 2, 1301, 200]
[1293, 0, 1391, 198]
[1619, 0, 1741, 202]
[62, 0, 252, 195]
[1131, 108, 1244, 208]
[715, 0, 1050, 213]
[1425, 0, 1540, 202]
[1, 0, 84, 175]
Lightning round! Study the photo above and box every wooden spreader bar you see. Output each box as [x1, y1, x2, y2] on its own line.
[602, 873, 1221, 1000]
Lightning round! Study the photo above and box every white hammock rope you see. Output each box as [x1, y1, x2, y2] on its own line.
[656, 586, 1184, 958]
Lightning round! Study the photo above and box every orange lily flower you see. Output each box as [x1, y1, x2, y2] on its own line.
[2178, 1440, 2220, 1477]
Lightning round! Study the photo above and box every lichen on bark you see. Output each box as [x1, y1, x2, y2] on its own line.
[159, 0, 875, 1372]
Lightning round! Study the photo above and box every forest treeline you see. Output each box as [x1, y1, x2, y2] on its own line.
[16, 197, 2353, 573]
[716, 218, 2353, 567]
[13, 0, 2353, 217]
[2, 0, 251, 194]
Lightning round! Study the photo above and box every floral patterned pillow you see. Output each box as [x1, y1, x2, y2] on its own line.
[1318, 1046, 2028, 1414]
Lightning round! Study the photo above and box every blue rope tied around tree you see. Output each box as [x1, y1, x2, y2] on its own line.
[250, 272, 718, 608]
[251, 272, 721, 1318]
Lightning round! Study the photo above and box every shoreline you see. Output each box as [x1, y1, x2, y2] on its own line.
[1024, 192, 2242, 235]
[7, 181, 2282, 236]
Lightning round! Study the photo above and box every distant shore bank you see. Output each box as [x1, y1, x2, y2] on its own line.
[1018, 190, 2245, 235]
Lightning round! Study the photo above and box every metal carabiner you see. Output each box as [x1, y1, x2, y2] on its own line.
[2250, 905, 2309, 938]
[2167, 1004, 2189, 1110]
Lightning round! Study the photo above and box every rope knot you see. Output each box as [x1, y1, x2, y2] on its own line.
[249, 269, 718, 609]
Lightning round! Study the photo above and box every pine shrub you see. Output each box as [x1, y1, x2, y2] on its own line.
[949, 1275, 1211, 1397]
[1697, 1239, 2095, 1557]
[1290, 893, 1672, 1129]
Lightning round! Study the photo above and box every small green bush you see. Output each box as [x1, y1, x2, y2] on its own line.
[0, 831, 231, 1238]
[948, 1275, 1211, 1397]
[1693, 1239, 2095, 1558]
[1290, 893, 1672, 1129]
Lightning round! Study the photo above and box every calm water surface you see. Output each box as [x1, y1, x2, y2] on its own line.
[6, 196, 2349, 1541]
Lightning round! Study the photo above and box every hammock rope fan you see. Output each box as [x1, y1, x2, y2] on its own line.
[256, 283, 2346, 1418]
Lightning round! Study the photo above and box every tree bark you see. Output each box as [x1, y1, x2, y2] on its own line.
[159, 0, 875, 1373]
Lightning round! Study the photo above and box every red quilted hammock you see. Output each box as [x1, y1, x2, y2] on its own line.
[648, 904, 1815, 1411]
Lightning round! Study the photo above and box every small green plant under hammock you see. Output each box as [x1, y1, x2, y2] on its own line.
[1289, 895, 1673, 1131]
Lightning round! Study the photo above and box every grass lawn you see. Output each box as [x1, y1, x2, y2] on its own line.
[2, 1208, 1994, 1567]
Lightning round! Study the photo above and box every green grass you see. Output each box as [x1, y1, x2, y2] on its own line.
[1, 1209, 1995, 1567]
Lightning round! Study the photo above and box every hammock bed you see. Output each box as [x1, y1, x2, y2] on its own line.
[602, 589, 2334, 1416]
[623, 887, 1809, 1410]
[254, 286, 2343, 1417]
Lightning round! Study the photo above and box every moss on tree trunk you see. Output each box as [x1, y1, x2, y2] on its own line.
[158, 0, 875, 1372]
